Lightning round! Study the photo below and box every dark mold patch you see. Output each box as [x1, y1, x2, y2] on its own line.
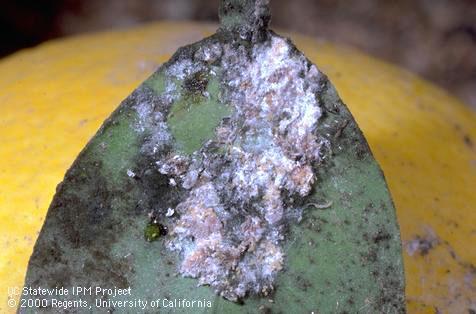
[463, 134, 474, 149]
[295, 275, 313, 292]
[183, 71, 209, 95]
[21, 91, 189, 310]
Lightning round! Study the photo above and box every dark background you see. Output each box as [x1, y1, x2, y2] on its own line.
[1, 0, 475, 109]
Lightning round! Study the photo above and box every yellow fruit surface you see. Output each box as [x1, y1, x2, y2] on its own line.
[0, 22, 475, 313]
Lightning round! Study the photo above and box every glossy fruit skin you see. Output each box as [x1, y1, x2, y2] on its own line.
[0, 22, 474, 313]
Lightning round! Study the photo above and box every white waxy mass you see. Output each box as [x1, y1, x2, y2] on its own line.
[139, 33, 328, 301]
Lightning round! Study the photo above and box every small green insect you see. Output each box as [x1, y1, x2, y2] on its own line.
[144, 221, 168, 242]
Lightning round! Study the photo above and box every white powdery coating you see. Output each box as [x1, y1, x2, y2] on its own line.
[161, 35, 327, 300]
[134, 81, 180, 155]
[166, 58, 205, 81]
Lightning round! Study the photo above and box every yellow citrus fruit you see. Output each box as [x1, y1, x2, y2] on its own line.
[1, 22, 475, 313]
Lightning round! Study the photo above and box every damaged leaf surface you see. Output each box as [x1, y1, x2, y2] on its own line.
[21, 1, 405, 313]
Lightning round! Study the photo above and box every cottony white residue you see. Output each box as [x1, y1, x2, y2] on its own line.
[151, 34, 327, 300]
